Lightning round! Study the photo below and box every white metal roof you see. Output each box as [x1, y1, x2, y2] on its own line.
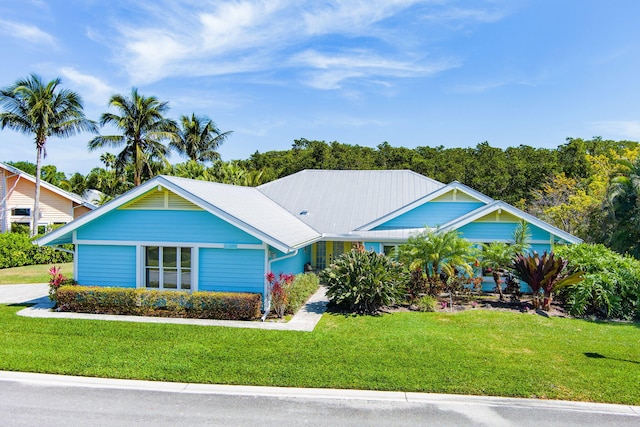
[258, 170, 445, 234]
[38, 176, 321, 252]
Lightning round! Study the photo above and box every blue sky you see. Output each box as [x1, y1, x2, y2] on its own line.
[1, 0, 640, 175]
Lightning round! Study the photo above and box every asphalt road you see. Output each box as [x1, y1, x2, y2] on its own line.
[0, 374, 638, 427]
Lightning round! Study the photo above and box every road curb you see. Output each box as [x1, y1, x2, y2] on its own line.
[1, 370, 638, 416]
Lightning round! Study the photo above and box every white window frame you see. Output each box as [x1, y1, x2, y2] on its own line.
[144, 246, 193, 291]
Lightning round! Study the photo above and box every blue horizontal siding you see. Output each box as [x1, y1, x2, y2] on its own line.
[77, 245, 136, 287]
[199, 248, 265, 294]
[376, 202, 484, 229]
[77, 210, 261, 244]
[364, 242, 381, 252]
[270, 245, 311, 275]
[458, 222, 551, 242]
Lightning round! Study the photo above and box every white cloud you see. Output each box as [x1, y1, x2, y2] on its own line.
[590, 120, 640, 140]
[294, 49, 459, 89]
[106, 1, 505, 89]
[58, 67, 115, 106]
[0, 19, 56, 47]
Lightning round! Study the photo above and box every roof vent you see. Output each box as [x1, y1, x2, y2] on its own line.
[299, 210, 309, 216]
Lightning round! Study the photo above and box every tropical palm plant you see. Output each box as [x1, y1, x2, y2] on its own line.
[0, 74, 96, 236]
[399, 228, 476, 281]
[171, 113, 232, 163]
[601, 156, 640, 257]
[88, 88, 177, 186]
[480, 242, 514, 300]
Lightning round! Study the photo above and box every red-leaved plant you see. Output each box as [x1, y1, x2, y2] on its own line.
[49, 266, 75, 304]
[266, 272, 294, 318]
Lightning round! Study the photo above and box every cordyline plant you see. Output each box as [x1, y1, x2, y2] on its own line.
[511, 251, 583, 311]
[48, 266, 76, 304]
[266, 272, 294, 318]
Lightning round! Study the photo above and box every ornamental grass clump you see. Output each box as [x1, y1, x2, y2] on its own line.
[321, 247, 406, 314]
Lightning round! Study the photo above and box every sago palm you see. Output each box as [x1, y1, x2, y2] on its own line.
[0, 74, 96, 236]
[88, 88, 177, 186]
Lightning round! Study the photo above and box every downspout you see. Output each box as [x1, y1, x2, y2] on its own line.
[261, 248, 299, 322]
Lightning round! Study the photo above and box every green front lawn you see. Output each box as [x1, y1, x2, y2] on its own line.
[0, 262, 73, 285]
[0, 306, 638, 404]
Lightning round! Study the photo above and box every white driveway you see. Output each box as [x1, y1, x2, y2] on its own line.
[0, 284, 48, 304]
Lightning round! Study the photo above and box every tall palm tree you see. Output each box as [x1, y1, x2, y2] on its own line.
[0, 74, 96, 236]
[170, 113, 232, 162]
[88, 88, 177, 186]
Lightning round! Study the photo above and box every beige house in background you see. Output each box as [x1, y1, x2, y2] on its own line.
[0, 162, 95, 234]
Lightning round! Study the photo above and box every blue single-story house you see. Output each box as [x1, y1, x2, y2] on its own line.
[37, 170, 581, 306]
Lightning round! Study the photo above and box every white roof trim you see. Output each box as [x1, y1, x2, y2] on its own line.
[438, 201, 583, 244]
[356, 181, 493, 231]
[0, 162, 96, 209]
[37, 176, 319, 252]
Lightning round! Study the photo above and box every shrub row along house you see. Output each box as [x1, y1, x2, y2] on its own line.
[38, 170, 581, 307]
[1, 162, 95, 234]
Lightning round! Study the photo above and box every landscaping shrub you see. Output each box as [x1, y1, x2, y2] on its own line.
[0, 233, 72, 268]
[266, 272, 294, 318]
[555, 244, 640, 320]
[415, 295, 437, 312]
[286, 273, 320, 314]
[321, 247, 406, 314]
[48, 266, 76, 303]
[56, 286, 261, 320]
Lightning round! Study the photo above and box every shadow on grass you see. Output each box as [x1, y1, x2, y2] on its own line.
[585, 352, 640, 365]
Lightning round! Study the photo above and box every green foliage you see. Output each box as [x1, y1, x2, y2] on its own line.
[48, 265, 76, 303]
[555, 244, 640, 320]
[286, 273, 320, 314]
[56, 286, 261, 320]
[512, 251, 583, 310]
[321, 248, 406, 314]
[0, 233, 72, 268]
[88, 88, 177, 186]
[415, 295, 437, 312]
[171, 113, 232, 162]
[399, 228, 476, 281]
[266, 272, 294, 318]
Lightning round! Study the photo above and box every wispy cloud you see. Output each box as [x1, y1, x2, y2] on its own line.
[106, 1, 508, 90]
[294, 49, 459, 89]
[59, 67, 116, 106]
[591, 120, 640, 140]
[0, 19, 56, 47]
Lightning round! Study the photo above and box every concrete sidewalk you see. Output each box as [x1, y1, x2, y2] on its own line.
[0, 283, 49, 305]
[10, 284, 328, 332]
[0, 370, 638, 417]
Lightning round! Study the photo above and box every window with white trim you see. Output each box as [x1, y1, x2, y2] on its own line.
[11, 208, 31, 216]
[145, 246, 192, 290]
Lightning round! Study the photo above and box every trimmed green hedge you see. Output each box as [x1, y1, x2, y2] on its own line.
[285, 273, 320, 314]
[0, 233, 72, 268]
[56, 286, 262, 320]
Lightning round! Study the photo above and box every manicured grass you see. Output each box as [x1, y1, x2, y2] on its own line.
[0, 262, 73, 285]
[0, 307, 638, 404]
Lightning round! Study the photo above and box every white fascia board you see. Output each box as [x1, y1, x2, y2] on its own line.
[0, 162, 88, 206]
[356, 181, 493, 231]
[439, 201, 583, 244]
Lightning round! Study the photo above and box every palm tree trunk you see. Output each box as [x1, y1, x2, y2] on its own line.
[31, 144, 43, 237]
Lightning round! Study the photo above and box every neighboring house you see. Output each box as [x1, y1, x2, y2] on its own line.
[37, 170, 582, 305]
[0, 162, 96, 234]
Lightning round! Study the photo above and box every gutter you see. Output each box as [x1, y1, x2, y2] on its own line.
[261, 248, 299, 322]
